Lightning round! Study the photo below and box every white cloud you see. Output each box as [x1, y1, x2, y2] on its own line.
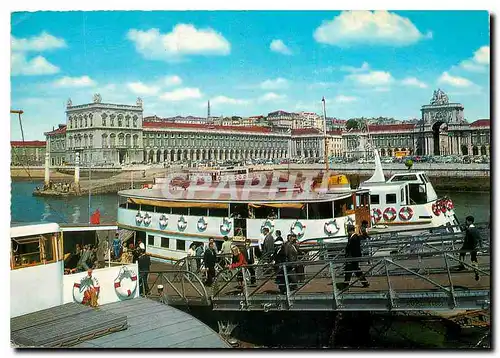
[160, 87, 202, 101]
[127, 81, 160, 95]
[260, 78, 289, 90]
[313, 10, 430, 46]
[459, 46, 490, 72]
[438, 72, 475, 88]
[52, 76, 96, 88]
[334, 95, 358, 103]
[211, 95, 250, 105]
[11, 32, 66, 52]
[163, 75, 182, 86]
[270, 39, 292, 55]
[11, 53, 60, 76]
[401, 77, 428, 88]
[340, 62, 370, 73]
[347, 70, 394, 86]
[308, 81, 337, 89]
[259, 92, 286, 102]
[127, 24, 230, 61]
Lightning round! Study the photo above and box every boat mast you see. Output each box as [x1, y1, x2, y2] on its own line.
[321, 97, 328, 171]
[10, 110, 25, 142]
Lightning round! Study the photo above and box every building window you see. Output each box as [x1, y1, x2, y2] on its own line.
[176, 239, 186, 251]
[386, 194, 397, 204]
[161, 237, 169, 248]
[148, 235, 154, 246]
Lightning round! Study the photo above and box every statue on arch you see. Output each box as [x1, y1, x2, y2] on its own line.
[93, 93, 102, 103]
[430, 89, 449, 105]
[136, 97, 143, 107]
[67, 98, 73, 107]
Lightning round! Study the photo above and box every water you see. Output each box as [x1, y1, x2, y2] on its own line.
[10, 180, 490, 225]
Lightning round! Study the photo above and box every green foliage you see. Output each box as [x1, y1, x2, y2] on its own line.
[346, 119, 359, 130]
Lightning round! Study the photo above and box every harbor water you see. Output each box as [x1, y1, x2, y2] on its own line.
[11, 180, 491, 225]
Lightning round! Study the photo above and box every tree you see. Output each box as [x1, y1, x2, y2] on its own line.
[346, 119, 359, 130]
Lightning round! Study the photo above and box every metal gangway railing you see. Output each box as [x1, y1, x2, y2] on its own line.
[141, 224, 490, 311]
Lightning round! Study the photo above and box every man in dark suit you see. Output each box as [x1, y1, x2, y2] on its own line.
[203, 241, 217, 287]
[342, 224, 369, 288]
[459, 216, 482, 281]
[242, 239, 256, 285]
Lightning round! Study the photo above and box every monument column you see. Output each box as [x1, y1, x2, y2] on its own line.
[74, 152, 80, 186]
[44, 153, 50, 186]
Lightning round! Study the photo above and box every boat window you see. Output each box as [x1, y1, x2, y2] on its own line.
[280, 207, 307, 219]
[161, 237, 169, 248]
[419, 174, 428, 184]
[391, 174, 418, 182]
[156, 206, 171, 214]
[408, 184, 427, 205]
[148, 235, 154, 246]
[190, 207, 208, 217]
[307, 202, 333, 219]
[128, 202, 140, 211]
[386, 194, 397, 204]
[141, 204, 155, 213]
[12, 234, 54, 268]
[172, 207, 188, 215]
[332, 197, 353, 218]
[401, 189, 405, 204]
[254, 206, 277, 219]
[209, 208, 229, 217]
[176, 239, 186, 251]
[370, 194, 380, 204]
[230, 204, 248, 218]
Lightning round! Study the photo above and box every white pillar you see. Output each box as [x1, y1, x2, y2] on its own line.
[74, 152, 80, 185]
[44, 153, 50, 186]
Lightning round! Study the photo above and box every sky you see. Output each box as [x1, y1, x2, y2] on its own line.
[10, 10, 490, 140]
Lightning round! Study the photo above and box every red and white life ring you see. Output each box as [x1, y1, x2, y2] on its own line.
[73, 270, 100, 304]
[399, 206, 414, 221]
[446, 199, 454, 211]
[439, 200, 447, 214]
[372, 208, 382, 223]
[383, 207, 397, 222]
[114, 267, 138, 300]
[432, 202, 441, 216]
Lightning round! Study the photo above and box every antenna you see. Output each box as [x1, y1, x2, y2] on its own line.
[207, 100, 211, 121]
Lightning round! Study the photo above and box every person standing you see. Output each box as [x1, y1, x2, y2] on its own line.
[459, 216, 482, 281]
[342, 224, 369, 288]
[261, 228, 275, 261]
[112, 233, 121, 260]
[187, 243, 197, 272]
[203, 241, 217, 287]
[242, 239, 256, 285]
[220, 236, 233, 265]
[138, 250, 151, 296]
[227, 245, 248, 290]
[195, 242, 204, 272]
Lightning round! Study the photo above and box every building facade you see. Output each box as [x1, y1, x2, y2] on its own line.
[65, 94, 144, 165]
[326, 130, 343, 157]
[44, 125, 67, 166]
[11, 140, 46, 166]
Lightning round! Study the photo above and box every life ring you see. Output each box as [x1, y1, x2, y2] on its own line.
[290, 220, 306, 239]
[383, 207, 397, 222]
[432, 202, 441, 216]
[260, 219, 275, 234]
[178, 216, 188, 231]
[446, 199, 454, 211]
[372, 208, 382, 223]
[440, 200, 447, 213]
[73, 271, 100, 304]
[399, 206, 414, 221]
[197, 217, 208, 232]
[220, 217, 232, 235]
[135, 211, 143, 225]
[159, 214, 168, 229]
[324, 219, 339, 236]
[143, 213, 152, 226]
[114, 266, 138, 300]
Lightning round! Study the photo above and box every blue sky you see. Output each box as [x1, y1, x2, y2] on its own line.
[10, 10, 490, 140]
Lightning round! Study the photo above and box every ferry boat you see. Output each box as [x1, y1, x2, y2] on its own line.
[359, 149, 461, 233]
[116, 175, 371, 262]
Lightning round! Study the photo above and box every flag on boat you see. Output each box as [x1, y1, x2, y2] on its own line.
[90, 209, 101, 224]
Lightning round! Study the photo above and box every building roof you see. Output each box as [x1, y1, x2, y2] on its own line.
[348, 123, 417, 134]
[291, 128, 323, 135]
[469, 119, 490, 128]
[44, 125, 67, 136]
[10, 140, 46, 147]
[143, 121, 272, 133]
[327, 130, 342, 136]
